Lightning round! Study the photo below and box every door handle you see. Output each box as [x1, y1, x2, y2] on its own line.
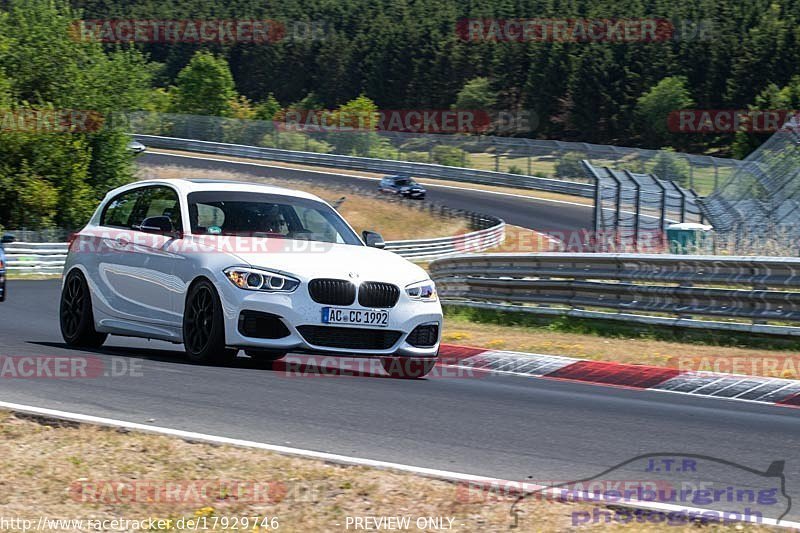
[107, 236, 131, 251]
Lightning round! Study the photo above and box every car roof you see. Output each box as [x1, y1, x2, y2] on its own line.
[107, 178, 325, 203]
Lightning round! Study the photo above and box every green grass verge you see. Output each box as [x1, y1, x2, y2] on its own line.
[7, 272, 61, 280]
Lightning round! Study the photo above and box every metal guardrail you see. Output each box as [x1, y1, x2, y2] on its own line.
[384, 222, 505, 260]
[4, 243, 68, 274]
[134, 134, 594, 198]
[4, 217, 505, 274]
[430, 253, 800, 336]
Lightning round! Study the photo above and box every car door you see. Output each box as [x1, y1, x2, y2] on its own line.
[97, 185, 185, 327]
[89, 186, 146, 320]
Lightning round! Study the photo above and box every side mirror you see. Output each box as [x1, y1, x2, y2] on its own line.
[138, 216, 177, 236]
[1, 234, 15, 245]
[362, 230, 386, 249]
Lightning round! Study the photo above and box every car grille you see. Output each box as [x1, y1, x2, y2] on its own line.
[297, 325, 402, 350]
[308, 279, 356, 306]
[358, 282, 400, 308]
[406, 324, 439, 348]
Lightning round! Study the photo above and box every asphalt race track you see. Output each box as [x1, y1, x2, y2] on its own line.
[1, 281, 800, 522]
[139, 151, 593, 234]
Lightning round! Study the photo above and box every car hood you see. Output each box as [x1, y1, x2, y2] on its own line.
[218, 238, 429, 283]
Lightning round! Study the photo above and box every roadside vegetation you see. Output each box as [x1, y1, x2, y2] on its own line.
[78, 0, 800, 158]
[0, 411, 780, 533]
[0, 0, 152, 232]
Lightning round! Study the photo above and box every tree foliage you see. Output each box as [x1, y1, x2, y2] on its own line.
[636, 77, 695, 148]
[170, 51, 236, 117]
[73, 0, 800, 156]
[453, 77, 497, 110]
[0, 0, 153, 230]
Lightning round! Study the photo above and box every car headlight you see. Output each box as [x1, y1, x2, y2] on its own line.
[405, 279, 437, 301]
[224, 267, 300, 293]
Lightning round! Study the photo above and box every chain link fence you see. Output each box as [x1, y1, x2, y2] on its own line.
[582, 162, 703, 252]
[699, 117, 800, 255]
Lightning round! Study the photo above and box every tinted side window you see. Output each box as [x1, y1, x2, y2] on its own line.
[101, 188, 145, 228]
[131, 186, 182, 230]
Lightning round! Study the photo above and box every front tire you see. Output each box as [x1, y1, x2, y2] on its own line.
[183, 279, 237, 364]
[60, 270, 107, 348]
[381, 357, 437, 379]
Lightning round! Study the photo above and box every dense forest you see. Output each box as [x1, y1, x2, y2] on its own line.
[1, 0, 800, 229]
[73, 0, 800, 156]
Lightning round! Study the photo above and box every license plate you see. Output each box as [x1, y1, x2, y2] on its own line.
[322, 307, 389, 327]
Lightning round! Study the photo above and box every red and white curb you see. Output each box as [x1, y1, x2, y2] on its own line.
[438, 344, 800, 408]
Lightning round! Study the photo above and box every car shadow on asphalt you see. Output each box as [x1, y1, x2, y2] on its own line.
[26, 341, 392, 378]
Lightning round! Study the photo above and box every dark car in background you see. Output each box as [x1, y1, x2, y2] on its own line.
[0, 234, 15, 302]
[378, 175, 427, 199]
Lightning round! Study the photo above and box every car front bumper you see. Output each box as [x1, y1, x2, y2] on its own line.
[217, 279, 442, 358]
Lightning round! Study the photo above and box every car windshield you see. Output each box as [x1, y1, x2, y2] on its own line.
[187, 191, 362, 245]
[394, 178, 416, 186]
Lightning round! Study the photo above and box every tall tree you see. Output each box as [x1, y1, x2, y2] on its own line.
[171, 51, 237, 116]
[636, 76, 695, 148]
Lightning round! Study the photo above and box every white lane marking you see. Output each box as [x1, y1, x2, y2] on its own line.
[0, 400, 796, 529]
[145, 149, 595, 209]
[733, 381, 784, 399]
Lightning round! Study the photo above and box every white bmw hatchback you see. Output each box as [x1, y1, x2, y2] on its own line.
[60, 179, 442, 377]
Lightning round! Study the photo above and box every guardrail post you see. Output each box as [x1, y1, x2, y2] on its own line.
[605, 168, 623, 252]
[625, 171, 643, 252]
[649, 173, 668, 237]
[668, 180, 687, 223]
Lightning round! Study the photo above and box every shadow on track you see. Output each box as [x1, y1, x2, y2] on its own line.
[26, 341, 392, 378]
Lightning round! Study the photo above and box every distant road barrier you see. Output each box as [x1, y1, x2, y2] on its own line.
[4, 242, 68, 274]
[133, 134, 595, 198]
[431, 253, 800, 336]
[4, 215, 504, 274]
